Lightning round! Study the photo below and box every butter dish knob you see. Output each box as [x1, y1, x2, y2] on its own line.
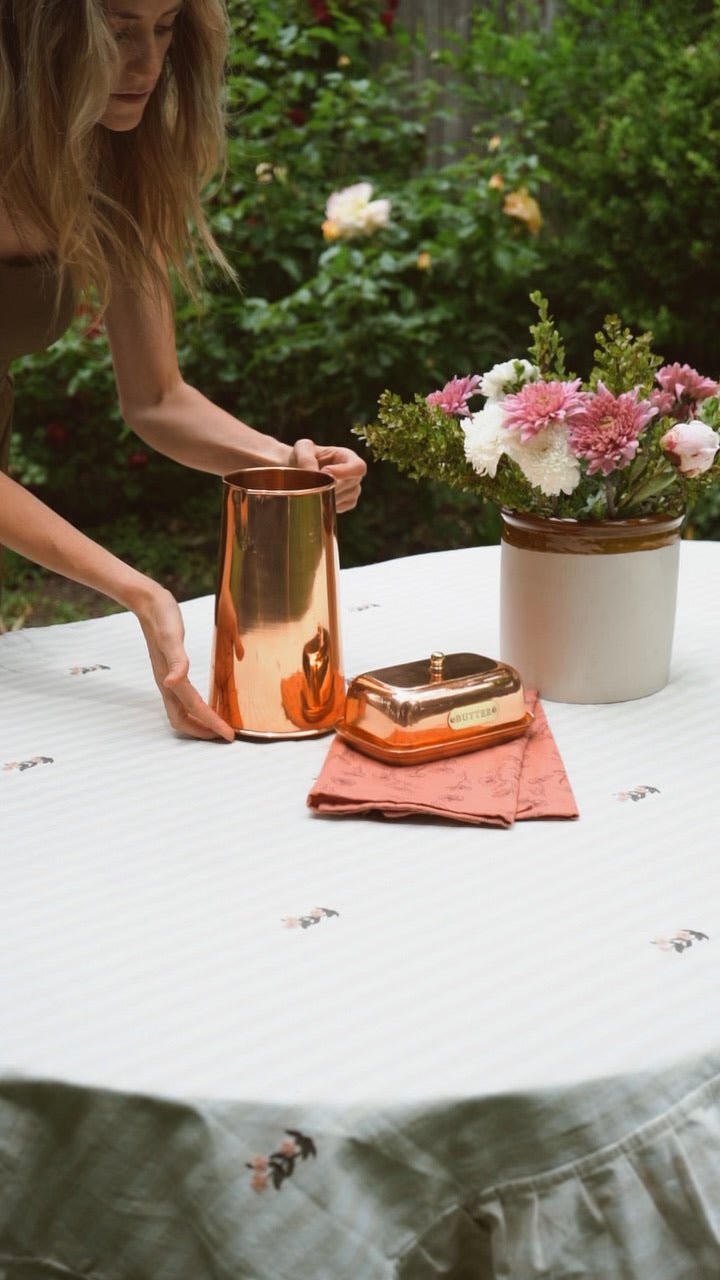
[429, 651, 445, 681]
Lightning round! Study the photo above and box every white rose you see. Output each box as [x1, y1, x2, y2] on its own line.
[479, 358, 539, 402]
[462, 402, 508, 478]
[324, 182, 391, 239]
[660, 419, 720, 478]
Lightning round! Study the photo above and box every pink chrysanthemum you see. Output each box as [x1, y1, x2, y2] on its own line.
[568, 381, 657, 476]
[655, 363, 718, 414]
[502, 378, 586, 442]
[426, 374, 482, 418]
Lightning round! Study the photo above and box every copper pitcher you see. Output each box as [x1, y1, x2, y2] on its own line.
[208, 467, 345, 737]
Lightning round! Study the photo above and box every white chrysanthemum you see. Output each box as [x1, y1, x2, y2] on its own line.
[479, 358, 539, 402]
[506, 422, 581, 496]
[325, 182, 391, 238]
[462, 402, 508, 478]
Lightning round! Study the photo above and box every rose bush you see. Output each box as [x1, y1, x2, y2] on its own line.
[9, 0, 720, 576]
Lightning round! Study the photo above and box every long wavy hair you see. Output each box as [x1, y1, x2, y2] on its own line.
[0, 0, 233, 313]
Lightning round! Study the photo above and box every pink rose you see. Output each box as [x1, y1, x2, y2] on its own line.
[660, 419, 720, 477]
[46, 421, 70, 446]
[127, 451, 150, 469]
[309, 0, 331, 21]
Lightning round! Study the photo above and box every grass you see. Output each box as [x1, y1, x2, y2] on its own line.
[0, 565, 126, 631]
[0, 499, 221, 632]
[0, 473, 505, 631]
[4, 471, 715, 633]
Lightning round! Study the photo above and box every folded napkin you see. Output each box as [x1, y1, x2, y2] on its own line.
[307, 692, 578, 827]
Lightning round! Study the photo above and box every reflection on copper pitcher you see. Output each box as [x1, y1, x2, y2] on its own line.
[209, 467, 344, 738]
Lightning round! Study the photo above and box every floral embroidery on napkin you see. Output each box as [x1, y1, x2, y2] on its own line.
[246, 1130, 317, 1192]
[616, 784, 660, 802]
[2, 756, 54, 773]
[651, 929, 709, 953]
[69, 665, 110, 675]
[282, 906, 339, 930]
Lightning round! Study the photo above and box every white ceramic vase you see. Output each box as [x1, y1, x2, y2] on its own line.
[499, 511, 684, 704]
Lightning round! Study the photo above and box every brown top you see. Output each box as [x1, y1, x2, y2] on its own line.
[0, 257, 77, 473]
[0, 257, 76, 360]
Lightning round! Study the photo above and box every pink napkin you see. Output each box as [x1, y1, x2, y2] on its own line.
[307, 692, 578, 828]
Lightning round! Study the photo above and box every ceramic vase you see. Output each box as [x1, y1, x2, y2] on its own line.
[499, 511, 684, 703]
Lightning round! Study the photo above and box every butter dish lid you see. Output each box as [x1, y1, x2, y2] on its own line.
[336, 650, 533, 765]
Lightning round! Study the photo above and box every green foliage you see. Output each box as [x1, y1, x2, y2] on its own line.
[0, 500, 220, 628]
[452, 0, 720, 372]
[177, 0, 547, 436]
[11, 0, 547, 555]
[687, 478, 720, 539]
[589, 317, 663, 398]
[527, 291, 567, 380]
[358, 391, 473, 488]
[8, 0, 720, 576]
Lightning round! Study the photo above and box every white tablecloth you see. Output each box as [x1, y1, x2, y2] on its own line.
[1, 542, 719, 1279]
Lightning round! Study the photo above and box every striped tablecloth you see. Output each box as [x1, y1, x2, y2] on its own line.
[1, 541, 719, 1279]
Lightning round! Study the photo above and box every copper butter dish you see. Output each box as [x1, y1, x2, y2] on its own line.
[336, 651, 533, 764]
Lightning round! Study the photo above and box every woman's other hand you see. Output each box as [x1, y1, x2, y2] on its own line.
[137, 586, 235, 741]
[291, 438, 366, 512]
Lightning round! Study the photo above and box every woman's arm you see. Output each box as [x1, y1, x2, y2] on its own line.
[0, 471, 234, 741]
[104, 270, 366, 511]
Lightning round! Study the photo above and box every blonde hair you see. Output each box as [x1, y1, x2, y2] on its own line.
[0, 0, 233, 313]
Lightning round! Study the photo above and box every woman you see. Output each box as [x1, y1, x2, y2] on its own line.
[0, 0, 366, 742]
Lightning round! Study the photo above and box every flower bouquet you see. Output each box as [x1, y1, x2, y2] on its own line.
[355, 295, 720, 703]
[355, 292, 720, 521]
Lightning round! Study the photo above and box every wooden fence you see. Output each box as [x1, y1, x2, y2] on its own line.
[400, 0, 559, 151]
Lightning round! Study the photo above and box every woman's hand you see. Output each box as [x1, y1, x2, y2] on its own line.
[0, 472, 232, 741]
[291, 438, 367, 512]
[136, 586, 235, 742]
